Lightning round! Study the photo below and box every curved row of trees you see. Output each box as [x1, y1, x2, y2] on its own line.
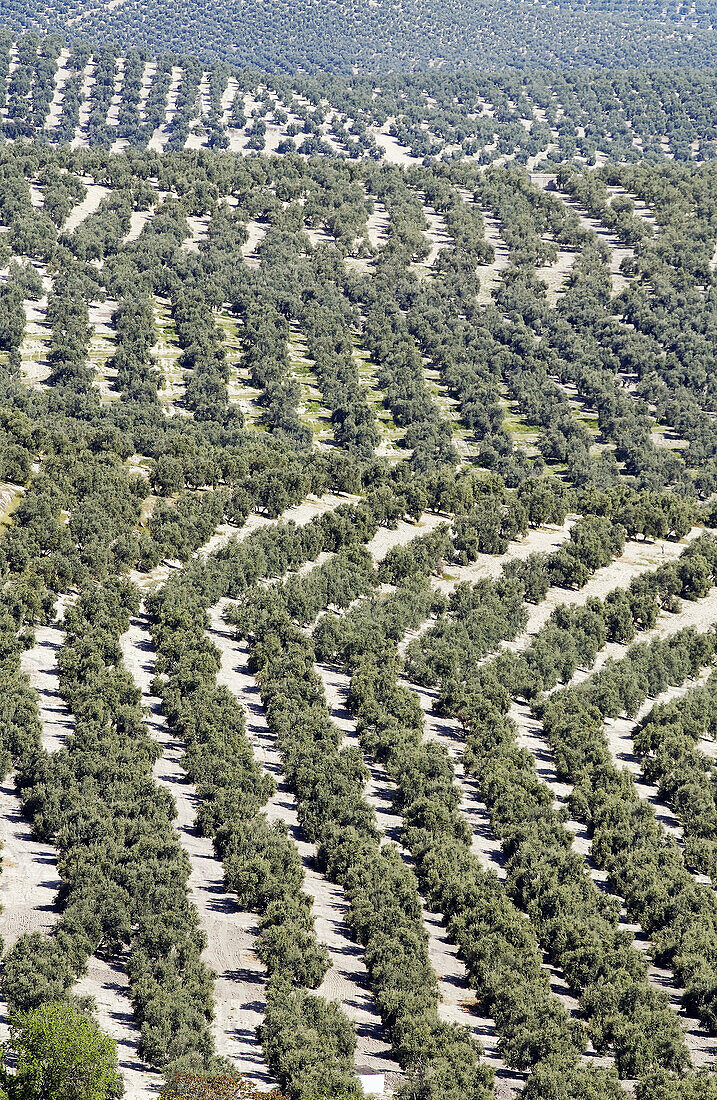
[3, 580, 221, 1072]
[230, 541, 494, 1099]
[403, 531, 717, 1094]
[633, 670, 717, 883]
[313, 532, 620, 1096]
[539, 624, 717, 1040]
[148, 504, 382, 1097]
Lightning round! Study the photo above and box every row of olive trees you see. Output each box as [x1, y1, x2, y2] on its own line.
[4, 579, 222, 1072]
[327, 525, 717, 1095]
[4, 34, 717, 162]
[148, 504, 384, 1098]
[426, 536, 717, 1092]
[231, 541, 493, 1100]
[311, 534, 598, 1095]
[632, 668, 717, 882]
[539, 626, 717, 1043]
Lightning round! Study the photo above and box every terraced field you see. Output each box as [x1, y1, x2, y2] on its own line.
[2, 36, 717, 166]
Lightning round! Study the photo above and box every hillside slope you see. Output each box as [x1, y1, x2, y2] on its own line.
[1, 86, 717, 1100]
[2, 35, 717, 165]
[5, 0, 717, 71]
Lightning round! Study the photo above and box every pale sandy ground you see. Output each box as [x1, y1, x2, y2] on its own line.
[63, 183, 111, 234]
[535, 248, 577, 306]
[147, 66, 182, 152]
[227, 368, 264, 425]
[0, 773, 62, 1050]
[370, 121, 416, 166]
[651, 423, 689, 451]
[0, 776, 61, 950]
[221, 77, 240, 124]
[164, 66, 183, 127]
[111, 135, 130, 155]
[596, 579, 717, 847]
[514, 692, 717, 1071]
[20, 620, 74, 754]
[421, 206, 453, 268]
[261, 120, 290, 157]
[74, 956, 162, 1100]
[207, 613, 400, 1079]
[182, 214, 210, 253]
[0, 480, 24, 520]
[365, 511, 447, 563]
[303, 224, 334, 251]
[417, 682, 507, 884]
[72, 60, 96, 148]
[20, 295, 52, 388]
[88, 298, 119, 402]
[227, 120, 249, 154]
[476, 212, 511, 304]
[123, 208, 154, 244]
[317, 115, 345, 159]
[549, 553, 717, 700]
[12, 502, 700, 1085]
[3, 507, 310, 1090]
[365, 200, 389, 251]
[44, 47, 71, 130]
[514, 527, 702, 645]
[219, 308, 262, 423]
[198, 71, 212, 116]
[710, 240, 717, 273]
[176, 506, 450, 1081]
[530, 174, 634, 295]
[241, 220, 267, 267]
[137, 61, 156, 123]
[185, 129, 206, 153]
[152, 296, 185, 415]
[105, 57, 125, 128]
[203, 492, 357, 563]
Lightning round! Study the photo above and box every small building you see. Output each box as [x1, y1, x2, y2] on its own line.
[356, 1065, 386, 1097]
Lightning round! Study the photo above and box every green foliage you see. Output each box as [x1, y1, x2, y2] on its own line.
[259, 986, 358, 1099]
[5, 1003, 120, 1100]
